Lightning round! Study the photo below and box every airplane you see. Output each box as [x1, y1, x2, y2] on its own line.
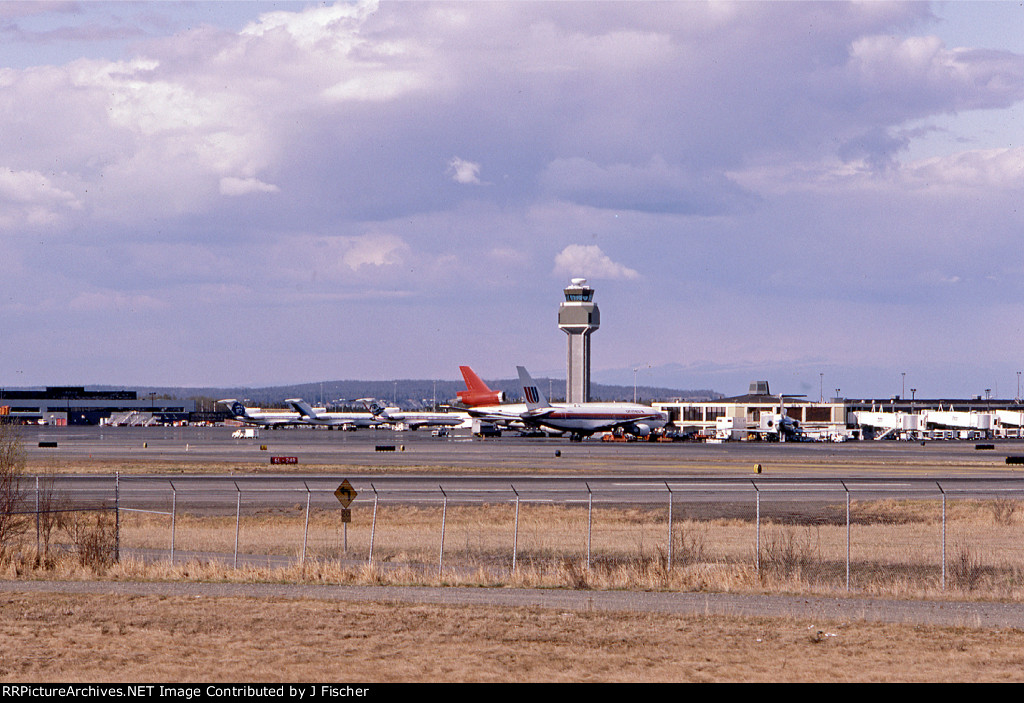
[749, 395, 807, 442]
[218, 399, 307, 428]
[360, 399, 469, 430]
[457, 366, 507, 406]
[285, 398, 381, 429]
[457, 365, 533, 434]
[510, 366, 670, 441]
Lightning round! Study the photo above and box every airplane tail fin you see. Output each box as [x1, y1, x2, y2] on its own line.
[460, 366, 490, 392]
[516, 366, 550, 411]
[457, 366, 507, 406]
[218, 399, 248, 419]
[357, 398, 385, 416]
[286, 398, 318, 419]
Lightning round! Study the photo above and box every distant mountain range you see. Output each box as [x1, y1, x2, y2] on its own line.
[119, 378, 721, 409]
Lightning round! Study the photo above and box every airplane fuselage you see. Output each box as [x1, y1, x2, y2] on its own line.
[522, 403, 669, 436]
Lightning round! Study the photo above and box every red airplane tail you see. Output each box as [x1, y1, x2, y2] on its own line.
[457, 366, 507, 406]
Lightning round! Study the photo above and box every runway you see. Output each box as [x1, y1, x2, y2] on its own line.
[17, 424, 1024, 477]
[14, 425, 1024, 511]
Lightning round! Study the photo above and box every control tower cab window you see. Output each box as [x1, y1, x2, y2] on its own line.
[565, 291, 593, 302]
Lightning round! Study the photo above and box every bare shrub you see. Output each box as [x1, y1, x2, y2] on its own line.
[989, 499, 1018, 526]
[0, 426, 28, 558]
[33, 473, 67, 567]
[64, 509, 117, 569]
[671, 522, 707, 567]
[950, 545, 985, 592]
[760, 526, 813, 580]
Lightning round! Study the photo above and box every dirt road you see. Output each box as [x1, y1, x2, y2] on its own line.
[4, 579, 1023, 630]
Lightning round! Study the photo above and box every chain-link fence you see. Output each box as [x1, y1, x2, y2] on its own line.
[8, 476, 1024, 597]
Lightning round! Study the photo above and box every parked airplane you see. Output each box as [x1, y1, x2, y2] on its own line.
[511, 366, 669, 441]
[752, 407, 805, 441]
[457, 365, 531, 434]
[457, 366, 507, 406]
[285, 398, 380, 429]
[360, 399, 468, 430]
[218, 399, 306, 428]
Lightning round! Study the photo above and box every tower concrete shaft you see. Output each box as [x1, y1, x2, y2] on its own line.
[558, 278, 600, 403]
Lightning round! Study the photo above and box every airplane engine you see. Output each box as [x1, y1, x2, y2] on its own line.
[456, 390, 506, 406]
[630, 423, 652, 437]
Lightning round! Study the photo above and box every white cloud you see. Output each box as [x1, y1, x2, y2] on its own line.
[342, 233, 410, 271]
[219, 176, 280, 197]
[553, 244, 639, 281]
[0, 167, 80, 229]
[447, 156, 483, 185]
[240, 1, 377, 48]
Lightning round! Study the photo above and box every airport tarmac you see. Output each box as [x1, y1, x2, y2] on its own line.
[14, 424, 1024, 477]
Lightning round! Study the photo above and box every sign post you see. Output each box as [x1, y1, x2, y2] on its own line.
[334, 480, 358, 554]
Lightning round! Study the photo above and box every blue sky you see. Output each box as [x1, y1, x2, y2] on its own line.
[1, 1, 1023, 399]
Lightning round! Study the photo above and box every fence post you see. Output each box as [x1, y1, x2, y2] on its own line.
[937, 481, 946, 591]
[233, 481, 241, 569]
[511, 484, 520, 575]
[841, 480, 850, 592]
[169, 480, 177, 564]
[586, 482, 593, 571]
[751, 480, 760, 574]
[35, 476, 40, 558]
[302, 481, 311, 566]
[665, 482, 674, 570]
[115, 472, 120, 564]
[368, 483, 378, 566]
[439, 485, 447, 577]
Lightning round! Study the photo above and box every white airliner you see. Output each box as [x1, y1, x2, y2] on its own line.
[361, 399, 469, 430]
[510, 366, 670, 441]
[218, 399, 306, 427]
[285, 399, 381, 429]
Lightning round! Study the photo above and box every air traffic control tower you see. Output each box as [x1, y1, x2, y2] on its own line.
[558, 278, 600, 403]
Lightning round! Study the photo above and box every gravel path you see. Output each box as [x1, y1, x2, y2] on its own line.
[4, 579, 1024, 630]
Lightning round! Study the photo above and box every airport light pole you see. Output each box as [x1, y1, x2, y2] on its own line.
[633, 363, 650, 404]
[901, 372, 906, 400]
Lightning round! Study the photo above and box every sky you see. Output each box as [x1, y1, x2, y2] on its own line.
[1, 1, 1024, 400]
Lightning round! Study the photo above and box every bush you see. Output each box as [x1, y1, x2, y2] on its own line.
[0, 426, 28, 558]
[64, 509, 117, 569]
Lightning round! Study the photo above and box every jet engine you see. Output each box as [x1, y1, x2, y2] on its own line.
[456, 389, 507, 406]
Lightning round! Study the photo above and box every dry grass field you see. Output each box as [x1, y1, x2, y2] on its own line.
[4, 496, 1023, 597]
[2, 589, 1024, 682]
[88, 497, 1021, 599]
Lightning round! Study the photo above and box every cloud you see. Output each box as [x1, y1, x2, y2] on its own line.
[342, 233, 410, 271]
[553, 244, 639, 281]
[447, 156, 483, 185]
[0, 166, 81, 229]
[219, 177, 280, 197]
[540, 156, 755, 215]
[1, 2, 1024, 391]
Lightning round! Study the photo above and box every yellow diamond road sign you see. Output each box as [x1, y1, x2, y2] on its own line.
[335, 480, 357, 508]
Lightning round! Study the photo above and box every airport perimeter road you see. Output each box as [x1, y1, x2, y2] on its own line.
[4, 580, 1024, 631]
[16, 425, 1024, 476]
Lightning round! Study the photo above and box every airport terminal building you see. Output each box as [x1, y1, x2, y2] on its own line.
[0, 387, 195, 426]
[653, 382, 1024, 441]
